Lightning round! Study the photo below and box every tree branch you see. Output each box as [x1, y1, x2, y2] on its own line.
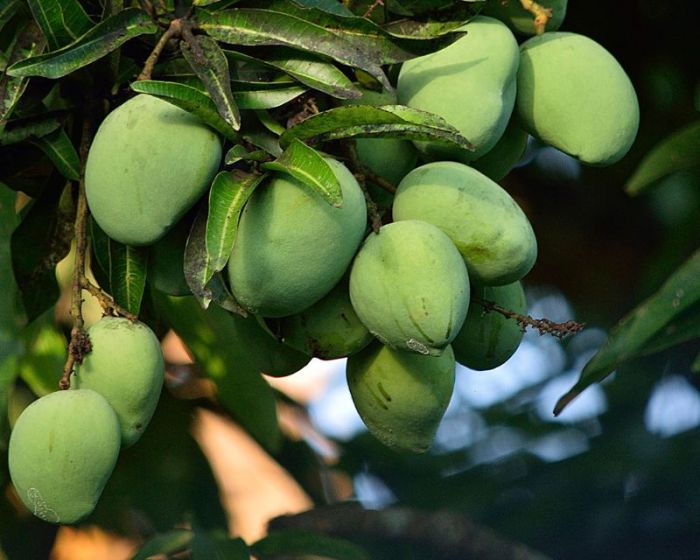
[518, 0, 552, 34]
[137, 18, 183, 81]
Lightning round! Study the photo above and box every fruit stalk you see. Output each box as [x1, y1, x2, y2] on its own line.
[518, 0, 552, 34]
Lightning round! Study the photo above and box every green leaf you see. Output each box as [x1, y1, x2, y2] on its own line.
[192, 531, 249, 560]
[554, 249, 700, 416]
[280, 105, 475, 151]
[17, 310, 66, 396]
[30, 127, 80, 180]
[252, 529, 371, 560]
[0, 113, 61, 146]
[153, 293, 281, 451]
[130, 529, 194, 560]
[263, 139, 342, 206]
[234, 85, 305, 109]
[639, 302, 700, 357]
[130, 80, 240, 140]
[206, 170, 266, 275]
[626, 120, 700, 195]
[692, 350, 700, 374]
[0, 0, 21, 34]
[224, 144, 269, 164]
[26, 0, 93, 50]
[7, 8, 158, 79]
[181, 35, 240, 130]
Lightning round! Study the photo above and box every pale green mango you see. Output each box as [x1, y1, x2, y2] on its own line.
[483, 0, 567, 35]
[228, 159, 367, 317]
[147, 216, 191, 296]
[347, 342, 455, 453]
[393, 162, 537, 285]
[85, 94, 221, 246]
[72, 317, 164, 447]
[272, 278, 373, 360]
[349, 220, 469, 356]
[470, 118, 529, 181]
[453, 281, 526, 370]
[397, 16, 519, 162]
[9, 389, 121, 524]
[516, 32, 639, 165]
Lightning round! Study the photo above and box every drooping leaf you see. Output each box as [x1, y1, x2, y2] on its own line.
[181, 34, 240, 130]
[240, 112, 282, 156]
[0, 0, 22, 35]
[30, 127, 80, 180]
[7, 8, 158, 79]
[130, 80, 240, 140]
[26, 0, 93, 50]
[206, 170, 266, 275]
[639, 302, 700, 357]
[626, 120, 700, 195]
[224, 144, 269, 164]
[234, 85, 306, 109]
[280, 104, 474, 152]
[192, 531, 249, 560]
[252, 529, 371, 560]
[0, 113, 61, 146]
[17, 310, 66, 396]
[130, 530, 194, 560]
[108, 242, 148, 316]
[555, 249, 700, 416]
[263, 139, 342, 206]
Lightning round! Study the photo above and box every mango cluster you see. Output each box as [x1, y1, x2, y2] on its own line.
[8, 318, 164, 523]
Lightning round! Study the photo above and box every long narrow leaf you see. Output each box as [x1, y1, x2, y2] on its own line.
[108, 242, 148, 316]
[0, 114, 61, 146]
[30, 127, 80, 180]
[26, 0, 93, 50]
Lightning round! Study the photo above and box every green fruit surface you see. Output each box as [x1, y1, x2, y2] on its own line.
[453, 281, 526, 370]
[72, 317, 164, 447]
[397, 16, 519, 162]
[273, 278, 373, 360]
[516, 32, 639, 165]
[228, 158, 367, 317]
[85, 94, 221, 246]
[483, 0, 567, 35]
[470, 118, 529, 181]
[347, 342, 456, 453]
[8, 389, 121, 524]
[349, 220, 470, 355]
[147, 216, 191, 296]
[393, 162, 537, 285]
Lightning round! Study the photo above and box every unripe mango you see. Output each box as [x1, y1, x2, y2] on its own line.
[72, 317, 164, 447]
[272, 278, 373, 360]
[85, 94, 221, 246]
[8, 389, 121, 524]
[393, 162, 537, 285]
[147, 216, 191, 296]
[347, 342, 455, 453]
[516, 33, 639, 165]
[349, 220, 470, 356]
[397, 16, 519, 162]
[453, 281, 526, 370]
[228, 159, 367, 317]
[483, 0, 567, 35]
[470, 118, 529, 181]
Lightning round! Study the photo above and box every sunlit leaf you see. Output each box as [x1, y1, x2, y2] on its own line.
[108, 242, 148, 316]
[17, 310, 65, 396]
[130, 530, 194, 560]
[30, 127, 80, 181]
[234, 85, 306, 109]
[224, 144, 269, 164]
[26, 0, 93, 50]
[252, 529, 371, 560]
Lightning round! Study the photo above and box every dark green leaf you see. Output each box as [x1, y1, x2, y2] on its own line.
[181, 35, 241, 130]
[639, 302, 700, 357]
[692, 350, 700, 374]
[0, 113, 61, 146]
[383, 9, 471, 38]
[192, 531, 249, 560]
[626, 120, 700, 195]
[108, 242, 148, 316]
[0, 0, 21, 34]
[555, 249, 700, 416]
[206, 170, 266, 275]
[130, 80, 240, 140]
[254, 108, 286, 136]
[241, 113, 282, 156]
[224, 144, 270, 164]
[290, 0, 354, 16]
[7, 8, 158, 79]
[263, 139, 342, 206]
[280, 105, 474, 151]
[130, 529, 194, 560]
[26, 0, 93, 50]
[252, 529, 371, 560]
[234, 85, 305, 109]
[30, 127, 80, 180]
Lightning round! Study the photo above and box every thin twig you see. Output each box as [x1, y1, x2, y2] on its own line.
[518, 0, 552, 34]
[363, 0, 384, 19]
[472, 295, 585, 339]
[81, 281, 137, 322]
[137, 18, 183, 81]
[341, 140, 384, 233]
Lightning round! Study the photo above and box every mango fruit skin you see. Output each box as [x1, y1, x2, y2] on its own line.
[72, 317, 164, 447]
[228, 159, 367, 317]
[483, 0, 567, 35]
[272, 278, 373, 360]
[453, 281, 526, 370]
[85, 94, 221, 246]
[349, 220, 470, 356]
[8, 389, 121, 524]
[516, 33, 639, 165]
[147, 216, 191, 296]
[470, 118, 529, 181]
[397, 16, 519, 162]
[393, 162, 537, 286]
[347, 342, 455, 453]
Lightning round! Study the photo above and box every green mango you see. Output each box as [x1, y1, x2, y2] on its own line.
[85, 94, 222, 246]
[271, 278, 374, 360]
[453, 281, 526, 370]
[393, 162, 537, 285]
[483, 0, 567, 35]
[346, 342, 455, 453]
[147, 216, 191, 296]
[72, 317, 164, 447]
[228, 159, 367, 317]
[397, 16, 519, 162]
[349, 220, 470, 356]
[516, 32, 639, 165]
[470, 118, 529, 181]
[8, 389, 121, 524]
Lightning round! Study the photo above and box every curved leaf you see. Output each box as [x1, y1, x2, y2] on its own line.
[235, 85, 305, 109]
[0, 113, 61, 146]
[252, 529, 370, 560]
[225, 144, 269, 164]
[26, 0, 93, 50]
[109, 243, 148, 316]
[7, 8, 158, 79]
[192, 532, 249, 560]
[131, 530, 194, 560]
[30, 127, 80, 181]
